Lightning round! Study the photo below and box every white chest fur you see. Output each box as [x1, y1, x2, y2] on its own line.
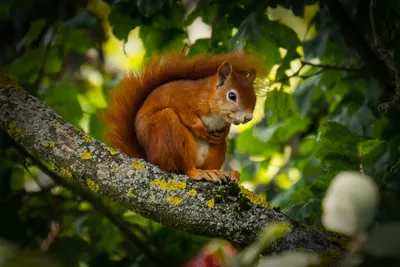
[195, 138, 209, 167]
[195, 114, 228, 167]
[201, 114, 228, 131]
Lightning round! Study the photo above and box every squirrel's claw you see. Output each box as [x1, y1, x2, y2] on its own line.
[186, 169, 240, 184]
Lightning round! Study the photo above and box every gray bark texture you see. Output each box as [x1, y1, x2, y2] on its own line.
[0, 70, 345, 263]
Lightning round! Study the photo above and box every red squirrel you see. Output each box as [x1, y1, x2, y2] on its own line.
[102, 52, 264, 183]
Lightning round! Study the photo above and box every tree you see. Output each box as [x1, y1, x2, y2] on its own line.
[0, 0, 399, 266]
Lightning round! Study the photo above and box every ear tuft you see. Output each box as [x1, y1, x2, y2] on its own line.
[217, 61, 232, 88]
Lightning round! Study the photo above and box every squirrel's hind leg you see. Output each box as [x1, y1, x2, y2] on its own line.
[136, 108, 199, 174]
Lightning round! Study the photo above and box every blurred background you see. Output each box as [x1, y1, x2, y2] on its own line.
[0, 0, 400, 266]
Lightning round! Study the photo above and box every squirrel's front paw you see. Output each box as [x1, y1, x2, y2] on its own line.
[205, 130, 225, 144]
[186, 169, 240, 184]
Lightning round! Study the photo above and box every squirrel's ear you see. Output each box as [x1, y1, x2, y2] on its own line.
[247, 68, 256, 83]
[217, 61, 232, 88]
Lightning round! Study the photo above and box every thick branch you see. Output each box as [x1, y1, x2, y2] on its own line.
[0, 70, 344, 264]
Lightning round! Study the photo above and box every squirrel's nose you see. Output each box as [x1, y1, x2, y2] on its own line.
[243, 114, 253, 123]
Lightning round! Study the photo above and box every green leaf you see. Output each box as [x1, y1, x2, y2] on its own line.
[137, 0, 165, 17]
[274, 115, 310, 143]
[247, 38, 281, 71]
[236, 128, 279, 158]
[208, 12, 231, 53]
[62, 28, 95, 54]
[108, 2, 140, 40]
[364, 222, 400, 257]
[253, 122, 284, 142]
[6, 47, 45, 79]
[293, 74, 322, 116]
[322, 171, 379, 236]
[303, 27, 330, 61]
[40, 83, 83, 128]
[366, 77, 384, 107]
[44, 49, 62, 74]
[332, 105, 376, 137]
[89, 111, 105, 143]
[314, 121, 362, 171]
[358, 139, 385, 159]
[309, 172, 337, 197]
[20, 19, 46, 48]
[283, 200, 321, 226]
[141, 26, 185, 56]
[151, 1, 185, 29]
[186, 0, 220, 25]
[264, 19, 300, 52]
[231, 11, 264, 50]
[290, 187, 315, 204]
[299, 135, 317, 155]
[10, 168, 25, 191]
[188, 38, 210, 55]
[264, 90, 298, 124]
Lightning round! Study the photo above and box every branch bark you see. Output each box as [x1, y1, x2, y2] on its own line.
[0, 70, 345, 264]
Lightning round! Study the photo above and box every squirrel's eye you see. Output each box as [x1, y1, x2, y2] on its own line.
[228, 91, 237, 102]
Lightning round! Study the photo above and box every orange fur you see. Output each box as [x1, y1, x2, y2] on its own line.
[102, 51, 266, 183]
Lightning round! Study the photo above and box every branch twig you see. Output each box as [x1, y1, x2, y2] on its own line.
[34, 26, 58, 91]
[276, 60, 360, 83]
[369, 0, 400, 112]
[298, 69, 326, 79]
[40, 221, 61, 252]
[300, 61, 364, 73]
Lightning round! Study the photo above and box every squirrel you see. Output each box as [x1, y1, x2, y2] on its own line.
[102, 51, 265, 183]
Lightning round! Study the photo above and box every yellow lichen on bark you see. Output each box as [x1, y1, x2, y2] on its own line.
[106, 146, 120, 155]
[150, 179, 186, 191]
[0, 70, 25, 92]
[87, 178, 100, 192]
[207, 198, 215, 208]
[167, 196, 182, 206]
[239, 185, 272, 209]
[131, 161, 146, 169]
[8, 123, 24, 141]
[187, 189, 197, 196]
[81, 150, 93, 160]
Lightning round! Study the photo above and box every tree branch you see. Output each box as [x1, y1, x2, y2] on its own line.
[0, 70, 345, 265]
[323, 0, 394, 88]
[276, 60, 361, 84]
[369, 0, 400, 112]
[300, 61, 364, 73]
[34, 26, 58, 92]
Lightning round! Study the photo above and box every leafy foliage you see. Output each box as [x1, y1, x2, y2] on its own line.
[1, 0, 400, 266]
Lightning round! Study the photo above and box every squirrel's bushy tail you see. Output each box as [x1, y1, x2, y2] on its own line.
[102, 51, 266, 159]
